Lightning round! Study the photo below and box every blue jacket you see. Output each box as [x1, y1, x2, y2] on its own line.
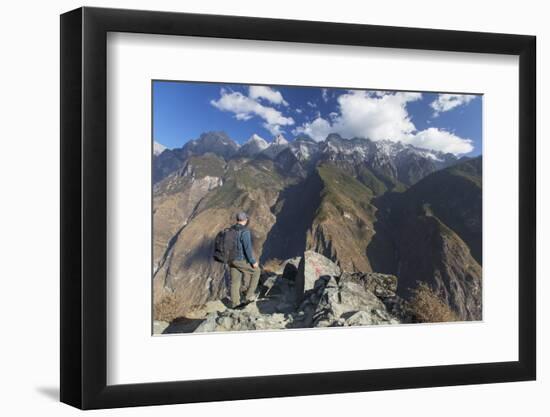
[233, 224, 256, 264]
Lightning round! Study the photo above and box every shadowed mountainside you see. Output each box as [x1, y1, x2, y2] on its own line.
[367, 157, 482, 320]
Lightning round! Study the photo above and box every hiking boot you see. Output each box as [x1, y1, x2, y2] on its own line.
[245, 293, 258, 303]
[233, 301, 250, 310]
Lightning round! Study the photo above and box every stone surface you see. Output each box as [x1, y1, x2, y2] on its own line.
[295, 251, 341, 302]
[340, 272, 398, 299]
[153, 320, 170, 334]
[292, 273, 400, 328]
[159, 251, 407, 333]
[194, 310, 291, 332]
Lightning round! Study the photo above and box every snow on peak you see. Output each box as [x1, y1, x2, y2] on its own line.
[273, 134, 289, 146]
[375, 140, 403, 157]
[246, 134, 269, 150]
[415, 149, 444, 162]
[427, 153, 443, 161]
[154, 141, 167, 156]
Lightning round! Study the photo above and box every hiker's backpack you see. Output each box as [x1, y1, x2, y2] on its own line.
[213, 226, 240, 263]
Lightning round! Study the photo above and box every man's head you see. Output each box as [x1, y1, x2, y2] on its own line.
[236, 211, 249, 225]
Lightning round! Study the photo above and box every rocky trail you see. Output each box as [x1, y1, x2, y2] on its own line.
[154, 251, 406, 334]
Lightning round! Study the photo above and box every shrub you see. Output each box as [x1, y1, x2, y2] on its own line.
[154, 292, 182, 322]
[407, 282, 459, 323]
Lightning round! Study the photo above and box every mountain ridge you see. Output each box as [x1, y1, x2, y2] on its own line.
[154, 131, 462, 186]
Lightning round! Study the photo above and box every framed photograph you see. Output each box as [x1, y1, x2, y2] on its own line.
[60, 6, 536, 409]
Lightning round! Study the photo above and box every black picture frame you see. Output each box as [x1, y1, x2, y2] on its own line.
[60, 6, 536, 410]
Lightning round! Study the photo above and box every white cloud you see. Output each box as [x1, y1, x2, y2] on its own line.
[211, 90, 294, 136]
[292, 90, 474, 154]
[409, 127, 474, 154]
[307, 101, 317, 108]
[430, 94, 476, 116]
[321, 88, 329, 102]
[332, 91, 421, 141]
[295, 108, 303, 114]
[249, 85, 288, 106]
[292, 117, 332, 141]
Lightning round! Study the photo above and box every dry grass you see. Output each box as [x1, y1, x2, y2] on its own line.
[407, 282, 459, 323]
[154, 292, 184, 322]
[262, 258, 284, 274]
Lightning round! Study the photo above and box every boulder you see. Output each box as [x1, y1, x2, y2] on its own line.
[343, 311, 374, 327]
[340, 272, 398, 298]
[310, 274, 399, 327]
[295, 251, 341, 302]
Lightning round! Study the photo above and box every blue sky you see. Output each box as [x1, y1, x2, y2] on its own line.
[153, 80, 482, 156]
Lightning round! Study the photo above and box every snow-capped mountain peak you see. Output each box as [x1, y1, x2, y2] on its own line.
[154, 141, 167, 156]
[246, 134, 269, 149]
[374, 139, 404, 158]
[273, 134, 289, 146]
[237, 134, 270, 157]
[261, 134, 290, 159]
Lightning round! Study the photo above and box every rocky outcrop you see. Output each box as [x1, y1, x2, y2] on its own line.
[295, 250, 341, 302]
[340, 272, 398, 298]
[194, 306, 291, 332]
[308, 275, 399, 327]
[155, 251, 402, 334]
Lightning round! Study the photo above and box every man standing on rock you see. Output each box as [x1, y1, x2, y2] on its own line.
[229, 212, 261, 308]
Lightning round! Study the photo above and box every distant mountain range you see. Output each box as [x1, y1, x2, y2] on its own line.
[152, 131, 482, 322]
[153, 131, 463, 185]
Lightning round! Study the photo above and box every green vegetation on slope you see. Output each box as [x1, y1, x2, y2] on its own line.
[202, 179, 246, 210]
[203, 159, 287, 210]
[445, 156, 482, 188]
[187, 154, 226, 178]
[228, 159, 285, 190]
[356, 166, 388, 196]
[316, 162, 377, 223]
[375, 170, 407, 192]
